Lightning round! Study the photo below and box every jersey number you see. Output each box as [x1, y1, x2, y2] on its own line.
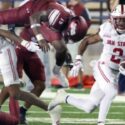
[111, 48, 123, 64]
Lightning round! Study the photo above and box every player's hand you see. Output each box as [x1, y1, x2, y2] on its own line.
[70, 55, 84, 77]
[38, 39, 50, 52]
[21, 40, 41, 52]
[119, 61, 125, 75]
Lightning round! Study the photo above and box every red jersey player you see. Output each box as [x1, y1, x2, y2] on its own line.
[0, 0, 88, 124]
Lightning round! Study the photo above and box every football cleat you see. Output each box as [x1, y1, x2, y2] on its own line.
[48, 89, 68, 110]
[19, 107, 28, 125]
[48, 105, 62, 125]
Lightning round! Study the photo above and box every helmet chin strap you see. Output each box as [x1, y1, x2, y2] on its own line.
[116, 28, 125, 34]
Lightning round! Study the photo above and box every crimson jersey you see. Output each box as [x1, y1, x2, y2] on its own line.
[0, 0, 70, 27]
[20, 23, 62, 43]
[0, 0, 56, 25]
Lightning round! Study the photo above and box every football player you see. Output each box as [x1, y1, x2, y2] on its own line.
[48, 4, 125, 125]
[0, 28, 62, 125]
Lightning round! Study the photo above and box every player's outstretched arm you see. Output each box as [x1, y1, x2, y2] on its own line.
[0, 29, 40, 52]
[30, 11, 50, 52]
[0, 1, 32, 25]
[70, 33, 101, 77]
[0, 29, 22, 43]
[78, 33, 101, 56]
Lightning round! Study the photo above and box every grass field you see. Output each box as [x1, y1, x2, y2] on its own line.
[2, 88, 125, 125]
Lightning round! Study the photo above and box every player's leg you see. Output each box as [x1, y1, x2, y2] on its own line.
[9, 97, 19, 120]
[16, 50, 62, 125]
[48, 81, 104, 113]
[0, 45, 46, 111]
[52, 40, 70, 88]
[0, 96, 22, 125]
[95, 62, 118, 125]
[52, 40, 67, 75]
[0, 87, 9, 109]
[0, 112, 19, 125]
[98, 84, 117, 125]
[18, 51, 46, 124]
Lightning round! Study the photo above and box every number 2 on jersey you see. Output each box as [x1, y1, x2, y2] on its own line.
[111, 48, 123, 64]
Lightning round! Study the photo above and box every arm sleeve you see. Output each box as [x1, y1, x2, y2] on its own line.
[0, 1, 32, 25]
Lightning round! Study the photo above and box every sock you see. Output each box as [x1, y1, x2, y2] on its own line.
[0, 112, 18, 125]
[56, 50, 67, 66]
[20, 106, 27, 113]
[9, 97, 19, 119]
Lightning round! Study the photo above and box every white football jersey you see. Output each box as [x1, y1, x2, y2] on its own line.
[99, 21, 125, 70]
[0, 36, 10, 50]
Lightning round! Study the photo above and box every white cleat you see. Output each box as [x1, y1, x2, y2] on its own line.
[48, 105, 62, 125]
[48, 89, 68, 111]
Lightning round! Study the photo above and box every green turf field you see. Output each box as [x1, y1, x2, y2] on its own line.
[2, 88, 125, 125]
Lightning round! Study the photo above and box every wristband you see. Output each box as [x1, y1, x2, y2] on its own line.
[21, 40, 29, 46]
[31, 24, 41, 29]
[36, 34, 44, 41]
[76, 55, 82, 60]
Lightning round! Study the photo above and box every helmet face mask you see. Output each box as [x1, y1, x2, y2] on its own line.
[111, 4, 125, 34]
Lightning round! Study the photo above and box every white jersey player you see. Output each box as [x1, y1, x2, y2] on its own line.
[0, 29, 40, 87]
[0, 36, 20, 86]
[48, 4, 125, 125]
[0, 29, 62, 125]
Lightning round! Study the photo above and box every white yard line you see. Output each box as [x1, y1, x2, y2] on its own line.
[28, 111, 124, 115]
[27, 117, 125, 124]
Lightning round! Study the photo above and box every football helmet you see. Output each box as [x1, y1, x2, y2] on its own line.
[63, 16, 88, 43]
[111, 4, 125, 34]
[48, 8, 71, 32]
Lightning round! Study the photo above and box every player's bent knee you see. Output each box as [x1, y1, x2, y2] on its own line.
[34, 80, 45, 92]
[81, 100, 97, 113]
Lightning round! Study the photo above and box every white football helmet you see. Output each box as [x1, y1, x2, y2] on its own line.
[111, 4, 125, 34]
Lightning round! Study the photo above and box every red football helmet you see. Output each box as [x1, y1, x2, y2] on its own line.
[111, 4, 125, 34]
[63, 16, 88, 43]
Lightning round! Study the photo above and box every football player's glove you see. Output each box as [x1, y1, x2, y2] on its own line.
[21, 40, 40, 52]
[119, 61, 125, 75]
[70, 55, 84, 77]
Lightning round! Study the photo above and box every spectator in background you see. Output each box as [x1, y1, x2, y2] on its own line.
[107, 0, 119, 12]
[62, 0, 91, 88]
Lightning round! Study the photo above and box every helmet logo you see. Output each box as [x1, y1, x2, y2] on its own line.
[70, 22, 77, 36]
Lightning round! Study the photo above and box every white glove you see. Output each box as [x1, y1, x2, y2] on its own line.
[21, 40, 40, 52]
[119, 61, 125, 75]
[70, 55, 84, 77]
